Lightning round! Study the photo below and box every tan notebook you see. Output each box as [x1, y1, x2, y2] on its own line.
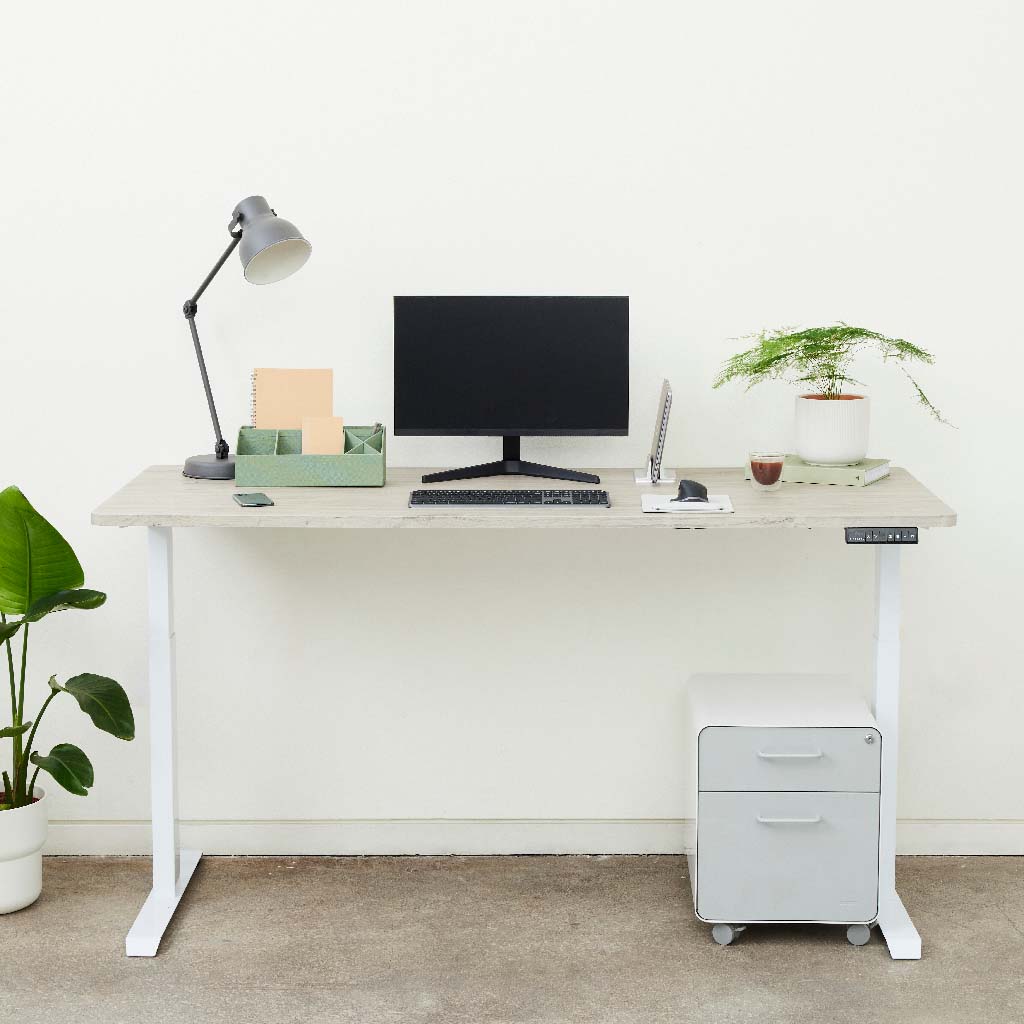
[301, 415, 345, 454]
[251, 368, 333, 429]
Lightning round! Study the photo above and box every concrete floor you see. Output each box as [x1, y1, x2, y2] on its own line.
[1, 856, 1022, 1024]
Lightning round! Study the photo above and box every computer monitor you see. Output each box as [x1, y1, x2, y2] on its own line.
[394, 296, 628, 484]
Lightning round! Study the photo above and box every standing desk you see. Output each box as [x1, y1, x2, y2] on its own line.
[92, 466, 956, 958]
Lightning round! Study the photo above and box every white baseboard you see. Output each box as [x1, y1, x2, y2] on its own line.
[895, 819, 1024, 855]
[43, 818, 1024, 856]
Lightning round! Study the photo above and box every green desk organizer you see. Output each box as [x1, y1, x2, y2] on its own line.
[235, 425, 386, 487]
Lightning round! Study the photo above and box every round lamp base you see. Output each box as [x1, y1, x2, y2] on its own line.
[183, 454, 236, 480]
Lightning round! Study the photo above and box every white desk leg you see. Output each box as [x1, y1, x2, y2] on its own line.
[873, 545, 921, 960]
[125, 527, 202, 957]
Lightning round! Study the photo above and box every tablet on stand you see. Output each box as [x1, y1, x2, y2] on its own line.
[635, 379, 676, 485]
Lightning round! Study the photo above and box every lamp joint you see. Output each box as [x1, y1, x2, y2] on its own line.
[182, 299, 198, 319]
[214, 439, 229, 460]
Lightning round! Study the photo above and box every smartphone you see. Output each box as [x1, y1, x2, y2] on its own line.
[233, 492, 274, 507]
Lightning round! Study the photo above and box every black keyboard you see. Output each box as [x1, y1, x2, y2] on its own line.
[409, 489, 610, 508]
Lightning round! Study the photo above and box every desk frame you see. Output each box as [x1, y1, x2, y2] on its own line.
[873, 545, 919, 958]
[125, 534, 918, 960]
[96, 466, 951, 959]
[125, 528, 201, 956]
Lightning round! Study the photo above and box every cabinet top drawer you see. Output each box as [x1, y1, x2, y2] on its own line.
[698, 726, 881, 792]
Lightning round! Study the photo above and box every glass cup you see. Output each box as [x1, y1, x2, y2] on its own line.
[749, 452, 784, 491]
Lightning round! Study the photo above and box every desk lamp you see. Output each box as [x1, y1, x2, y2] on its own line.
[182, 196, 311, 479]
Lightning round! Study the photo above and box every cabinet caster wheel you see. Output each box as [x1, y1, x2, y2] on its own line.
[846, 924, 872, 946]
[712, 924, 746, 946]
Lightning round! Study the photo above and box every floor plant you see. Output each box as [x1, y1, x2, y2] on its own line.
[0, 486, 133, 810]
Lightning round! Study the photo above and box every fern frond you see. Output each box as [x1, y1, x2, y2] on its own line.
[898, 366, 953, 425]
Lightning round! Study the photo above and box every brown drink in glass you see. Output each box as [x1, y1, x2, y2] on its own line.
[749, 452, 784, 491]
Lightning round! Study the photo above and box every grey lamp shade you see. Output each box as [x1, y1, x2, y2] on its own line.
[232, 195, 312, 285]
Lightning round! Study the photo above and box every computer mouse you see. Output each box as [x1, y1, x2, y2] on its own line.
[675, 478, 708, 502]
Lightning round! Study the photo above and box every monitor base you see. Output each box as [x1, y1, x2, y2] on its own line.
[421, 437, 600, 485]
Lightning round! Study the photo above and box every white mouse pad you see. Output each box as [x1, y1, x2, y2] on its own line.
[641, 494, 734, 514]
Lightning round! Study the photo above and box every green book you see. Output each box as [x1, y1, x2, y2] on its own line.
[744, 454, 891, 487]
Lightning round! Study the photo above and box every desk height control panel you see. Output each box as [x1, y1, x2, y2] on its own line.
[845, 527, 918, 544]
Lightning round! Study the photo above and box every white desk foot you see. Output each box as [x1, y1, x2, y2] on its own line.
[877, 890, 921, 960]
[126, 848, 202, 957]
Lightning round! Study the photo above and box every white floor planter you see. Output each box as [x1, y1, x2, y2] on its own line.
[0, 787, 48, 914]
[794, 394, 870, 465]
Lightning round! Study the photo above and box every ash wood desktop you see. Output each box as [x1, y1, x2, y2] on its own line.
[92, 466, 955, 958]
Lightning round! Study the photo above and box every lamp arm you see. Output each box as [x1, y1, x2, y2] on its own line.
[182, 229, 242, 459]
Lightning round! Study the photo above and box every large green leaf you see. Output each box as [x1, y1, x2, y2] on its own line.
[30, 743, 94, 796]
[62, 673, 135, 740]
[25, 588, 107, 622]
[0, 487, 84, 616]
[0, 619, 22, 644]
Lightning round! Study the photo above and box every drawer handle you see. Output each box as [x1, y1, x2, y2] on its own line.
[756, 815, 822, 825]
[756, 749, 824, 760]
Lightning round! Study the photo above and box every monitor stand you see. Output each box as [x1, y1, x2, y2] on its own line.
[421, 436, 600, 485]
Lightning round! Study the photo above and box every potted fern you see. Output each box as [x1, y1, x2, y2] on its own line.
[713, 324, 947, 465]
[0, 486, 134, 913]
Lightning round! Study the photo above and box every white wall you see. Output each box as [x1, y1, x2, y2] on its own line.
[3, 0, 1022, 855]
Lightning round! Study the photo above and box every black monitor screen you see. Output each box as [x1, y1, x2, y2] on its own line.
[393, 296, 629, 436]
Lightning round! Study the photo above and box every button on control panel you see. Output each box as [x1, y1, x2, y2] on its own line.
[845, 526, 918, 544]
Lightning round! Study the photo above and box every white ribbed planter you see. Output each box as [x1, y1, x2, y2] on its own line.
[794, 394, 869, 466]
[0, 787, 48, 914]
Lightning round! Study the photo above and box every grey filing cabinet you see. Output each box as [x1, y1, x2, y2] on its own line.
[686, 674, 882, 947]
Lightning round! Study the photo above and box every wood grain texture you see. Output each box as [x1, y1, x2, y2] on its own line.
[92, 466, 956, 530]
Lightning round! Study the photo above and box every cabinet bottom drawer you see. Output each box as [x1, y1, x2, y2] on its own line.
[695, 791, 879, 923]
